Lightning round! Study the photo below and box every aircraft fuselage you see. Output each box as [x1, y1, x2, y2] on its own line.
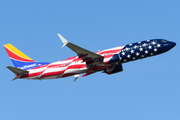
[4, 35, 176, 81]
[18, 39, 176, 80]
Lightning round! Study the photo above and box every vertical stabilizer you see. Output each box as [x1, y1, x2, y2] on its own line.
[4, 44, 50, 70]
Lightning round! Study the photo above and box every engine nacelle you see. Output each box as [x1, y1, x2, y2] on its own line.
[104, 64, 123, 75]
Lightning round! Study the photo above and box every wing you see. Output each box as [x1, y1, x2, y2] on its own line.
[57, 34, 103, 64]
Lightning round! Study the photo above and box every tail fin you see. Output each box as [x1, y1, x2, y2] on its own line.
[4, 44, 50, 70]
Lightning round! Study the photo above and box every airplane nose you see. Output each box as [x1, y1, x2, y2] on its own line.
[169, 41, 176, 49]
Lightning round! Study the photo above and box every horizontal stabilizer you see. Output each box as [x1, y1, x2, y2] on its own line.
[6, 66, 29, 75]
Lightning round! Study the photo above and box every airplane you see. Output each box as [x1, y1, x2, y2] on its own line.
[4, 34, 176, 81]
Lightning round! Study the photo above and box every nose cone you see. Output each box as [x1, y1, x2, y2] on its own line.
[159, 40, 176, 53]
[169, 41, 176, 49]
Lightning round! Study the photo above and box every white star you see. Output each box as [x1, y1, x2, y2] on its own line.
[132, 57, 136, 60]
[124, 59, 127, 62]
[126, 48, 129, 51]
[127, 54, 131, 58]
[142, 43, 147, 46]
[130, 50, 134, 53]
[145, 50, 148, 54]
[136, 52, 139, 56]
[147, 40, 150, 42]
[122, 52, 125, 55]
[154, 48, 157, 52]
[129, 44, 132, 46]
[152, 41, 156, 45]
[157, 44, 161, 47]
[119, 57, 122, 60]
[141, 55, 145, 57]
[150, 53, 153, 55]
[148, 46, 152, 49]
[134, 45, 138, 49]
[138, 42, 141, 44]
[139, 48, 143, 51]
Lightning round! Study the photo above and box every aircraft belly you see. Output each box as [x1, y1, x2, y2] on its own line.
[42, 76, 59, 79]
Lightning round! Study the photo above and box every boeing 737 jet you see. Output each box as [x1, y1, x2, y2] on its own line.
[4, 34, 176, 81]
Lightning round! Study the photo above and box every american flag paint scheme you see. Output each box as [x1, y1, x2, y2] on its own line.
[4, 34, 176, 81]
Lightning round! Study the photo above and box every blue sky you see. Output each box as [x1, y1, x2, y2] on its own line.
[0, 0, 180, 120]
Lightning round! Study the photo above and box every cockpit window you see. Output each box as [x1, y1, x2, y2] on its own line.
[161, 40, 167, 42]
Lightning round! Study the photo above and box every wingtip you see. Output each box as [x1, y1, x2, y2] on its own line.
[57, 33, 61, 38]
[57, 33, 68, 43]
[12, 76, 18, 81]
[57, 33, 69, 47]
[74, 74, 80, 82]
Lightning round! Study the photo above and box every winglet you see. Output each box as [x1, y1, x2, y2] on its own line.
[57, 33, 69, 47]
[74, 74, 80, 82]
